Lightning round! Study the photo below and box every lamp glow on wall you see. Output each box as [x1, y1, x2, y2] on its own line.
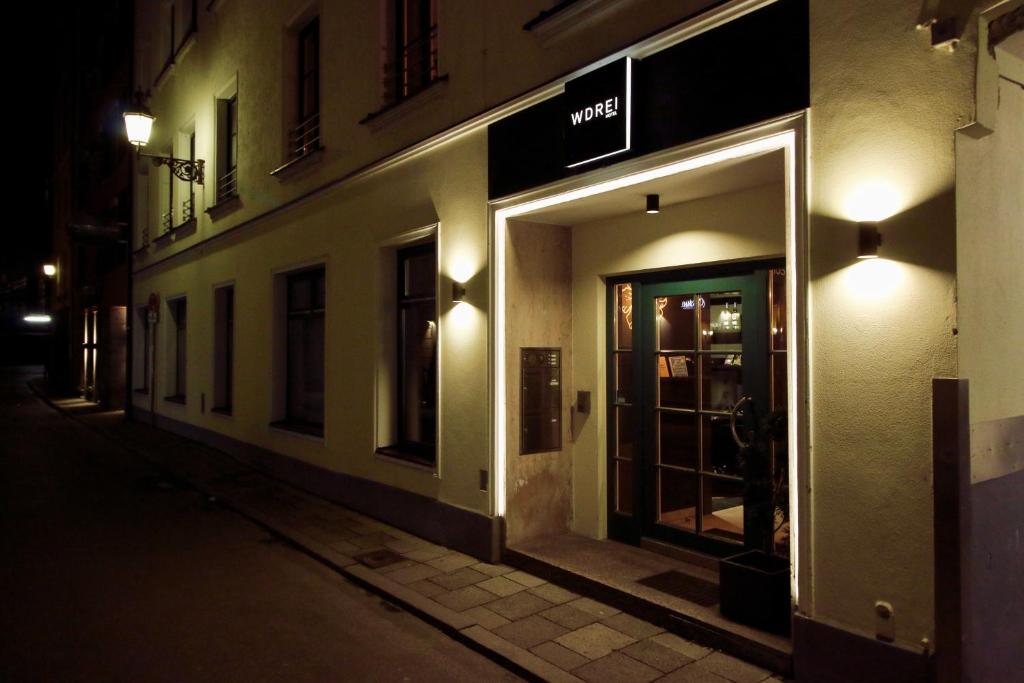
[123, 90, 205, 185]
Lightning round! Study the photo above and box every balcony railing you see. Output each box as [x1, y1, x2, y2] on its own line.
[289, 112, 321, 160]
[182, 194, 195, 222]
[217, 166, 238, 203]
[161, 210, 173, 234]
[383, 26, 439, 105]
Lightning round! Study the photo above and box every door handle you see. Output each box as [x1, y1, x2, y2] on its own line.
[730, 395, 753, 449]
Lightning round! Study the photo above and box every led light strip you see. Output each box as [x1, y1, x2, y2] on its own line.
[493, 128, 804, 606]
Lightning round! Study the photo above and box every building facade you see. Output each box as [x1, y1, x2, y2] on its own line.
[48, 0, 135, 406]
[129, 1, 1023, 679]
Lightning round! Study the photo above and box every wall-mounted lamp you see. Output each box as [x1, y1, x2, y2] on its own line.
[452, 281, 467, 303]
[42, 264, 56, 277]
[646, 194, 660, 214]
[857, 222, 883, 259]
[123, 89, 205, 185]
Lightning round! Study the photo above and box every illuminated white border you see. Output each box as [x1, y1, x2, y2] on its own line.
[492, 116, 808, 607]
[566, 58, 633, 169]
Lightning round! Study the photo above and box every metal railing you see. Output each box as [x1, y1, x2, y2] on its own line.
[161, 210, 174, 234]
[217, 166, 238, 203]
[182, 194, 195, 222]
[383, 26, 439, 105]
[289, 112, 321, 160]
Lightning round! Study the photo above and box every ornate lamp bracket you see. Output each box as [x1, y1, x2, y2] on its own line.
[140, 153, 205, 185]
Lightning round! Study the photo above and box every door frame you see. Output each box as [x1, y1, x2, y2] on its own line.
[606, 263, 777, 556]
[490, 112, 810, 612]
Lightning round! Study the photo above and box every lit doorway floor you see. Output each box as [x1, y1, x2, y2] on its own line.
[506, 533, 791, 673]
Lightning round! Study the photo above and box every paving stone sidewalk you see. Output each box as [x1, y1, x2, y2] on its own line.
[35, 390, 786, 683]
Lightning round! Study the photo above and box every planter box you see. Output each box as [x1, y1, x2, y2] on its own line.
[720, 550, 791, 635]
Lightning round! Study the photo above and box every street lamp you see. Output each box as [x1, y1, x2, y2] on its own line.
[42, 264, 56, 277]
[123, 90, 205, 185]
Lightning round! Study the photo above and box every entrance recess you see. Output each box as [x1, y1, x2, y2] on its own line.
[609, 266, 787, 557]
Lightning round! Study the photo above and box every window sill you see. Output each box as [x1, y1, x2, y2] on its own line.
[359, 75, 449, 132]
[211, 406, 233, 417]
[269, 420, 324, 441]
[375, 446, 436, 471]
[270, 145, 325, 180]
[164, 394, 186, 405]
[154, 218, 197, 248]
[206, 194, 241, 220]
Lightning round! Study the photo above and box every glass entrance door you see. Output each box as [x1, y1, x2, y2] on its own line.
[608, 269, 781, 556]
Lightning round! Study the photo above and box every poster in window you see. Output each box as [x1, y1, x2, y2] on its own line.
[668, 355, 689, 378]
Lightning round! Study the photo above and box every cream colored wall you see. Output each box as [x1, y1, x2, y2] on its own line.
[570, 182, 786, 539]
[133, 130, 492, 516]
[131, 0, 721, 261]
[956, 2, 1024, 425]
[807, 0, 976, 649]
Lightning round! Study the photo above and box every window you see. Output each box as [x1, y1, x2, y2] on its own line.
[183, 130, 196, 222]
[216, 94, 238, 202]
[394, 243, 437, 463]
[291, 17, 320, 160]
[213, 286, 234, 414]
[162, 149, 174, 234]
[166, 298, 187, 403]
[385, 0, 439, 105]
[134, 307, 150, 393]
[282, 268, 325, 432]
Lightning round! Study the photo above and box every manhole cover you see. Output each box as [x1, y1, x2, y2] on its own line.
[354, 548, 405, 569]
[637, 570, 720, 606]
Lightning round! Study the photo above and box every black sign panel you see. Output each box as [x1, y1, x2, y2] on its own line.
[564, 57, 632, 168]
[488, 0, 809, 199]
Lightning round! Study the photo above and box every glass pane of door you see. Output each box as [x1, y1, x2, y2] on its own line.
[650, 283, 757, 549]
[612, 284, 635, 515]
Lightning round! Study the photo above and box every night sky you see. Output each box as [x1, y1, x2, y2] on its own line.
[4, 6, 64, 276]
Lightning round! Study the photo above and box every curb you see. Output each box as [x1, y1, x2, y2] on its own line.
[26, 381, 563, 682]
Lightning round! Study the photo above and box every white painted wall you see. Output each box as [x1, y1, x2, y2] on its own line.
[957, 3, 1024, 425]
[807, 0, 974, 648]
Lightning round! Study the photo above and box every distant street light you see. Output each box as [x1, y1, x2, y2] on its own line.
[24, 314, 52, 324]
[42, 264, 56, 277]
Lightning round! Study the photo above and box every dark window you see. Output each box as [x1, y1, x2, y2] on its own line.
[285, 268, 325, 431]
[396, 243, 437, 463]
[217, 95, 238, 202]
[167, 298, 187, 402]
[214, 286, 234, 414]
[164, 152, 174, 233]
[387, 0, 438, 105]
[135, 307, 150, 393]
[292, 17, 320, 159]
[184, 131, 196, 221]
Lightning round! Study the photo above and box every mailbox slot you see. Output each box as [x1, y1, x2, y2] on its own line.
[521, 347, 562, 454]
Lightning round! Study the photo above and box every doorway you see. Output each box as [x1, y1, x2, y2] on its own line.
[608, 264, 788, 557]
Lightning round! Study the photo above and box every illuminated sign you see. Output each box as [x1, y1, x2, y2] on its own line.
[681, 297, 706, 310]
[564, 57, 632, 168]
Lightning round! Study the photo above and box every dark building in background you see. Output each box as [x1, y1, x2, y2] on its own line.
[47, 0, 134, 406]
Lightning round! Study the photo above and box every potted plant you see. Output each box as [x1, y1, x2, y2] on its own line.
[718, 397, 791, 635]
